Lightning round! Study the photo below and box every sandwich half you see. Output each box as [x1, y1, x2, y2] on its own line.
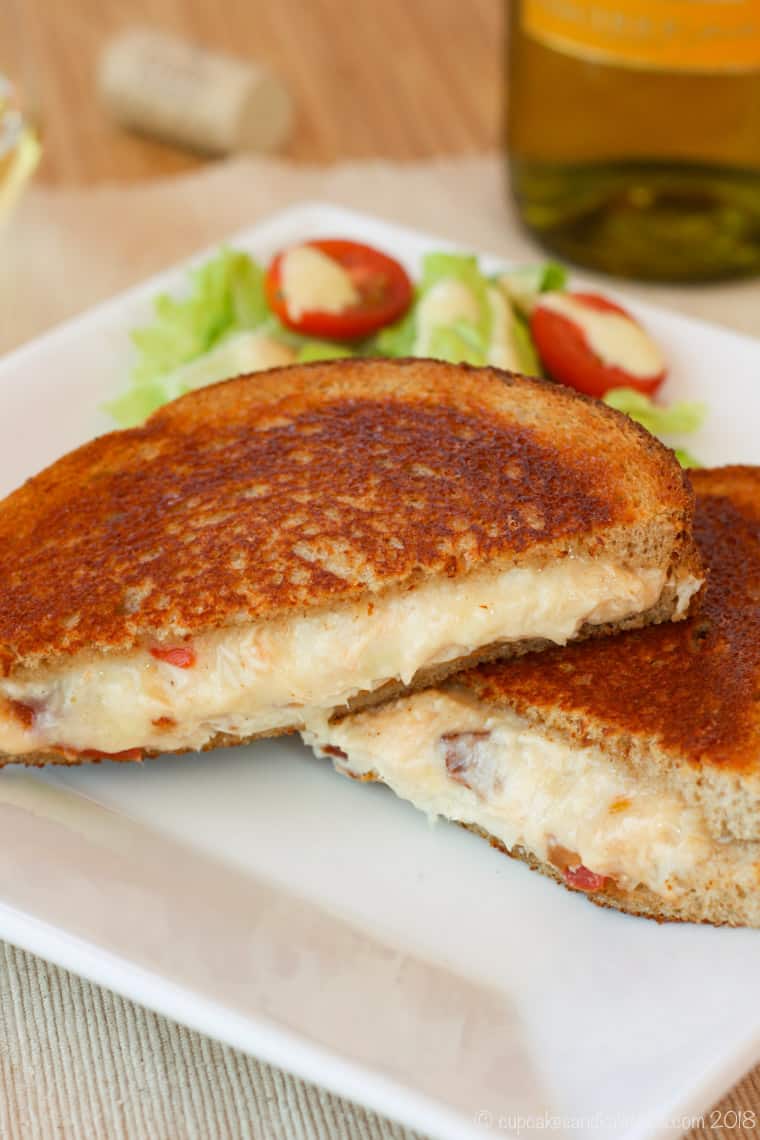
[0, 358, 700, 764]
[305, 466, 760, 927]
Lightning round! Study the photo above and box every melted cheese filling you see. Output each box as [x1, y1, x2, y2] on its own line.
[0, 558, 680, 757]
[304, 691, 715, 900]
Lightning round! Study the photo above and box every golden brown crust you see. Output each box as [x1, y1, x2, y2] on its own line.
[461, 466, 760, 777]
[0, 358, 695, 676]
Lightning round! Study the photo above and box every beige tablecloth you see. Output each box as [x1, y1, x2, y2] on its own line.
[1, 154, 759, 1140]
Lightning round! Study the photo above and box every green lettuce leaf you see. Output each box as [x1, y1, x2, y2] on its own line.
[498, 262, 567, 316]
[109, 329, 297, 427]
[603, 387, 706, 435]
[296, 340, 354, 363]
[372, 302, 418, 357]
[418, 253, 493, 361]
[510, 314, 541, 376]
[252, 314, 355, 363]
[372, 252, 495, 366]
[603, 387, 705, 469]
[673, 448, 702, 469]
[427, 319, 487, 366]
[371, 252, 548, 373]
[104, 383, 177, 429]
[130, 248, 268, 386]
[228, 253, 269, 329]
[167, 331, 290, 389]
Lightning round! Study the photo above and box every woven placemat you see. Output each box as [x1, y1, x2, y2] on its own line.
[1, 153, 758, 1140]
[0, 943, 422, 1140]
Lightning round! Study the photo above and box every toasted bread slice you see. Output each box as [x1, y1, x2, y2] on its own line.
[305, 467, 760, 927]
[0, 358, 700, 764]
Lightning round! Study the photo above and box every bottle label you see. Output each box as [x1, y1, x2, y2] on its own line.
[522, 0, 760, 72]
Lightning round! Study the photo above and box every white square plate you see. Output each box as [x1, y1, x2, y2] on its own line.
[1, 204, 760, 1140]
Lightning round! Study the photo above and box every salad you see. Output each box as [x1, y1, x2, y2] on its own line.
[108, 237, 705, 465]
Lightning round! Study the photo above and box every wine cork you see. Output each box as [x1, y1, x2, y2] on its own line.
[99, 28, 293, 157]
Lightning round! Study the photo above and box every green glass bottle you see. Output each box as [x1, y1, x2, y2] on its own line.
[507, 0, 760, 281]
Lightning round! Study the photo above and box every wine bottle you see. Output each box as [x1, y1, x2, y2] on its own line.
[507, 1, 760, 281]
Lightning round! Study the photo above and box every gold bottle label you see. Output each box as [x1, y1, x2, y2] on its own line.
[523, 0, 760, 72]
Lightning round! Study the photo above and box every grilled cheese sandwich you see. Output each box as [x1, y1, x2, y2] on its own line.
[0, 358, 700, 765]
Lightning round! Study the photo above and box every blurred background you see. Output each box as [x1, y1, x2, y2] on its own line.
[0, 0, 514, 354]
[4, 0, 760, 357]
[0, 0, 499, 183]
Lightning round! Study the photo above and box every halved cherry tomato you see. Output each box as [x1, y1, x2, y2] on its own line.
[531, 291, 666, 399]
[265, 239, 413, 342]
[150, 646, 197, 668]
[563, 864, 609, 893]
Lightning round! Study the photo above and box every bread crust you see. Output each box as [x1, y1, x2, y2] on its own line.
[0, 358, 697, 677]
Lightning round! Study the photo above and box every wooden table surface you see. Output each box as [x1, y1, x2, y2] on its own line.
[4, 0, 502, 185]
